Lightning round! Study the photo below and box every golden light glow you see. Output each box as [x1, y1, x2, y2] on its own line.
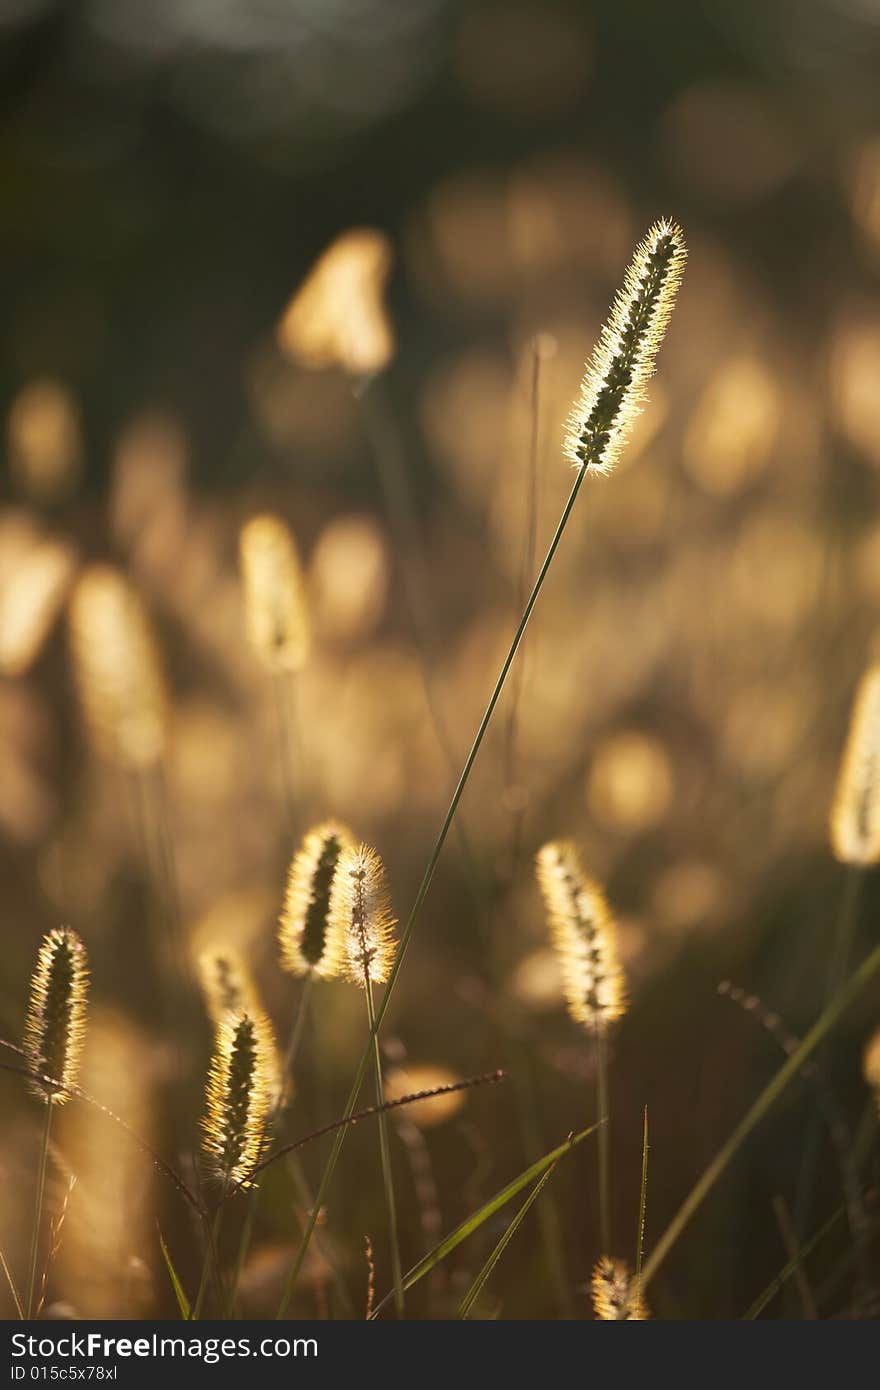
[277, 229, 394, 376]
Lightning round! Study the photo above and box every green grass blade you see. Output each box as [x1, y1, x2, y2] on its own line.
[371, 1121, 597, 1318]
[641, 935, 880, 1291]
[0, 1244, 24, 1318]
[158, 1228, 191, 1320]
[457, 1159, 560, 1319]
[743, 1204, 845, 1319]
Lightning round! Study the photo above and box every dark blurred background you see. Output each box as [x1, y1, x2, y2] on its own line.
[2, 0, 880, 1320]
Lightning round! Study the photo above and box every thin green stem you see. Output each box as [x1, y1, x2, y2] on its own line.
[596, 1025, 610, 1254]
[365, 977, 404, 1318]
[193, 1203, 223, 1321]
[275, 462, 590, 1318]
[641, 933, 880, 1292]
[26, 1102, 52, 1319]
[635, 1105, 648, 1284]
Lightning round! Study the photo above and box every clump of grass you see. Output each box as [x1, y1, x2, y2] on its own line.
[591, 1256, 648, 1320]
[22, 927, 89, 1318]
[202, 1010, 275, 1189]
[279, 821, 354, 979]
[238, 514, 309, 674]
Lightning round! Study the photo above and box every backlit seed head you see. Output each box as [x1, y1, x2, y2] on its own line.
[536, 841, 626, 1031]
[329, 843, 397, 988]
[68, 565, 168, 769]
[198, 950, 284, 1105]
[276, 228, 394, 377]
[23, 928, 89, 1105]
[564, 218, 686, 476]
[202, 1010, 275, 1186]
[280, 821, 354, 978]
[591, 1256, 648, 1320]
[239, 514, 310, 673]
[831, 663, 880, 865]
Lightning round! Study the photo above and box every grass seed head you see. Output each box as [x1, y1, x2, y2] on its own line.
[564, 218, 686, 476]
[68, 566, 168, 769]
[831, 663, 880, 865]
[280, 820, 355, 978]
[23, 927, 89, 1105]
[202, 1009, 275, 1186]
[591, 1256, 648, 1320]
[239, 513, 310, 673]
[536, 841, 626, 1031]
[330, 842, 397, 988]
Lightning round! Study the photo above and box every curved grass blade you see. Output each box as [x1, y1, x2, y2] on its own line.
[640, 935, 880, 1291]
[743, 1204, 845, 1319]
[158, 1228, 191, 1321]
[457, 1159, 561, 1319]
[371, 1121, 598, 1318]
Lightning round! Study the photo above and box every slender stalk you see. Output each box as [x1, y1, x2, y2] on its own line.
[193, 1203, 223, 1321]
[635, 1106, 648, 1283]
[271, 669, 301, 833]
[365, 977, 404, 1318]
[596, 1025, 610, 1254]
[640, 932, 880, 1291]
[275, 462, 591, 1318]
[26, 1103, 52, 1318]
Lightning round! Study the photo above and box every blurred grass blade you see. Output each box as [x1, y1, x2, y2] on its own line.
[641, 935, 880, 1290]
[158, 1228, 191, 1320]
[457, 1159, 561, 1319]
[635, 1105, 648, 1282]
[371, 1121, 597, 1317]
[0, 1245, 24, 1319]
[743, 1205, 845, 1319]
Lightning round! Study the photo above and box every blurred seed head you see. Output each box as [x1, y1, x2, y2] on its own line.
[587, 731, 673, 833]
[280, 821, 354, 979]
[277, 229, 394, 377]
[863, 1026, 880, 1102]
[383, 1064, 467, 1129]
[591, 1256, 648, 1319]
[683, 354, 780, 496]
[831, 662, 880, 865]
[239, 514, 310, 673]
[0, 531, 77, 678]
[536, 842, 626, 1031]
[23, 927, 89, 1105]
[68, 566, 168, 770]
[6, 378, 83, 503]
[309, 515, 389, 644]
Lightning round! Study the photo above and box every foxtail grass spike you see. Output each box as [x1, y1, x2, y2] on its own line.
[68, 566, 168, 769]
[591, 1256, 648, 1320]
[239, 514, 310, 673]
[330, 843, 397, 987]
[202, 1010, 275, 1187]
[536, 842, 626, 1031]
[564, 218, 686, 476]
[198, 948, 261, 1024]
[280, 820, 355, 978]
[831, 663, 880, 866]
[23, 929, 89, 1105]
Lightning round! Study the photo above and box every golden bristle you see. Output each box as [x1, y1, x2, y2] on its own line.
[276, 228, 394, 377]
[830, 663, 880, 865]
[201, 1010, 275, 1187]
[564, 218, 686, 476]
[239, 514, 310, 673]
[535, 841, 626, 1031]
[329, 842, 397, 988]
[279, 820, 355, 978]
[68, 565, 168, 770]
[23, 928, 89, 1105]
[591, 1256, 648, 1320]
